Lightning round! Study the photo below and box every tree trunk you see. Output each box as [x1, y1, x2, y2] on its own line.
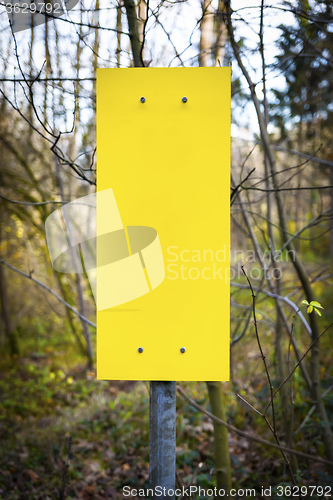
[200, 8, 232, 490]
[214, 0, 227, 66]
[54, 158, 94, 369]
[330, 166, 333, 258]
[116, 1, 122, 68]
[206, 382, 232, 494]
[0, 264, 19, 356]
[0, 209, 19, 355]
[124, 0, 144, 67]
[199, 0, 213, 67]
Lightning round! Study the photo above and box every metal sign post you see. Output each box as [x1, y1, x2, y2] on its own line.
[96, 67, 231, 495]
[149, 381, 176, 498]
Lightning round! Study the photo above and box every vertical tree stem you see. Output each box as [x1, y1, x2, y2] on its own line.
[206, 382, 231, 493]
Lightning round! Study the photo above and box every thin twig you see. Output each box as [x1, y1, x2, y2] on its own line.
[237, 394, 262, 416]
[230, 281, 311, 336]
[265, 321, 333, 414]
[294, 384, 333, 436]
[176, 386, 333, 467]
[241, 263, 296, 483]
[0, 194, 64, 206]
[230, 167, 256, 204]
[59, 435, 72, 500]
[0, 259, 96, 329]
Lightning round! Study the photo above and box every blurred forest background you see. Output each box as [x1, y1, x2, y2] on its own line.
[0, 0, 332, 498]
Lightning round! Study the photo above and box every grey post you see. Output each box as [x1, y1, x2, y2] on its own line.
[149, 381, 176, 499]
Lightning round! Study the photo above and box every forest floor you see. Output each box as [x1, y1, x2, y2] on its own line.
[0, 316, 333, 499]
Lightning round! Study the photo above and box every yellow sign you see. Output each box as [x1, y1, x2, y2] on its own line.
[97, 68, 230, 381]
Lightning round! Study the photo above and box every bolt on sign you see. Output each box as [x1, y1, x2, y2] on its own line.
[97, 68, 230, 381]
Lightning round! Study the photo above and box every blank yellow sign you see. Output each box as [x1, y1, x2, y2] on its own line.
[97, 67, 230, 381]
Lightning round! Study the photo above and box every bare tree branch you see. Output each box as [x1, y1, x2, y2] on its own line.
[0, 259, 96, 329]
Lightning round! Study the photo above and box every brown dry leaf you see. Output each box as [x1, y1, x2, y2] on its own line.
[104, 449, 116, 462]
[87, 460, 102, 473]
[310, 461, 327, 473]
[183, 463, 192, 476]
[81, 484, 96, 499]
[24, 469, 40, 482]
[73, 439, 96, 451]
[106, 486, 117, 498]
[238, 437, 250, 450]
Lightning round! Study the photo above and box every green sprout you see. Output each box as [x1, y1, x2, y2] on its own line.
[302, 300, 324, 316]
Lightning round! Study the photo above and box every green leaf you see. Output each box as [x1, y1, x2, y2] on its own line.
[310, 301, 324, 309]
[314, 308, 322, 316]
[302, 300, 309, 306]
[307, 305, 313, 313]
[123, 410, 132, 422]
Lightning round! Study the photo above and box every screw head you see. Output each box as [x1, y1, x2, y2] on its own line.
[140, 97, 146, 103]
[180, 347, 186, 353]
[138, 347, 144, 353]
[182, 96, 188, 103]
